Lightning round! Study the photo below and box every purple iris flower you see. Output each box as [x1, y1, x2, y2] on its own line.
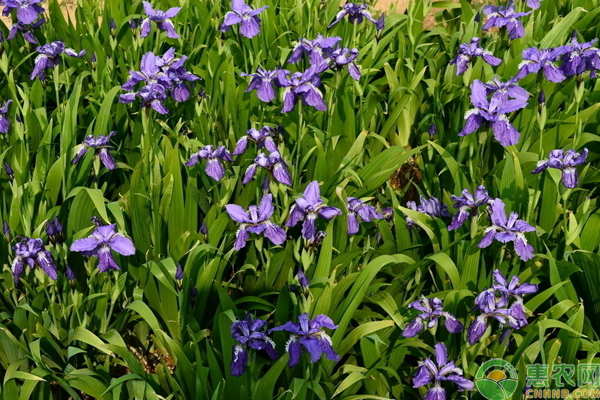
[241, 68, 280, 103]
[516, 46, 572, 82]
[413, 343, 474, 399]
[482, 77, 530, 104]
[525, 0, 543, 9]
[448, 186, 491, 231]
[46, 217, 64, 245]
[478, 198, 536, 261]
[11, 237, 58, 283]
[140, 1, 181, 39]
[269, 313, 339, 367]
[0, 99, 12, 134]
[242, 151, 292, 186]
[70, 224, 136, 272]
[286, 181, 341, 241]
[405, 196, 450, 227]
[185, 145, 233, 181]
[492, 269, 538, 326]
[30, 41, 86, 81]
[233, 126, 278, 155]
[346, 197, 383, 235]
[483, 1, 530, 40]
[0, 0, 44, 24]
[459, 79, 528, 147]
[231, 314, 278, 376]
[72, 131, 118, 170]
[560, 36, 600, 78]
[7, 18, 45, 44]
[329, 47, 361, 81]
[403, 297, 463, 338]
[277, 66, 326, 113]
[532, 148, 588, 188]
[220, 0, 268, 39]
[288, 35, 342, 64]
[468, 271, 537, 345]
[226, 194, 287, 250]
[120, 48, 199, 113]
[328, 3, 383, 30]
[154, 47, 201, 102]
[450, 38, 502, 76]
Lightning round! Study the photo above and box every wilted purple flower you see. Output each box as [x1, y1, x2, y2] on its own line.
[11, 237, 58, 283]
[185, 145, 233, 181]
[448, 186, 490, 231]
[72, 132, 118, 170]
[226, 194, 287, 250]
[289, 35, 342, 64]
[175, 264, 184, 280]
[328, 47, 361, 81]
[0, 99, 11, 134]
[346, 197, 383, 235]
[233, 126, 278, 155]
[482, 77, 530, 104]
[241, 68, 280, 103]
[3, 221, 9, 237]
[1, 0, 45, 24]
[428, 124, 436, 137]
[286, 181, 341, 241]
[413, 343, 474, 399]
[328, 3, 383, 29]
[482, 1, 530, 40]
[120, 48, 199, 113]
[296, 268, 310, 293]
[231, 314, 278, 376]
[65, 265, 76, 281]
[3, 162, 13, 181]
[140, 1, 181, 38]
[109, 18, 116, 31]
[277, 66, 326, 113]
[242, 151, 292, 186]
[269, 313, 338, 367]
[46, 217, 64, 245]
[459, 80, 528, 147]
[129, 18, 138, 30]
[450, 38, 502, 76]
[560, 36, 600, 78]
[220, 0, 268, 39]
[70, 224, 136, 272]
[200, 221, 208, 235]
[30, 41, 86, 81]
[532, 148, 588, 188]
[90, 216, 104, 227]
[538, 89, 545, 104]
[516, 46, 571, 82]
[403, 297, 463, 338]
[382, 207, 394, 222]
[7, 18, 44, 44]
[478, 198, 536, 261]
[405, 196, 450, 227]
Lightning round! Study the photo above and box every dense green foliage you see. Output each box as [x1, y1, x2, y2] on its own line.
[1, 0, 600, 398]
